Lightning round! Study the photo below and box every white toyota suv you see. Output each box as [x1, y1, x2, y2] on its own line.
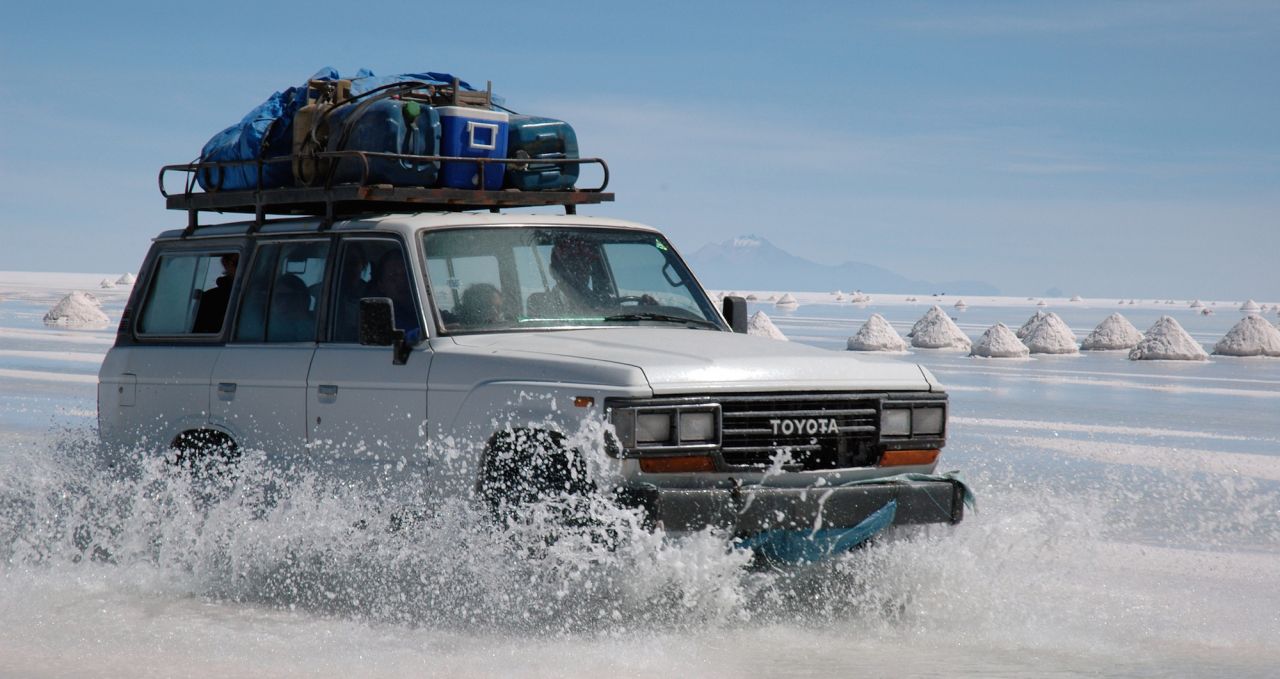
[99, 211, 964, 557]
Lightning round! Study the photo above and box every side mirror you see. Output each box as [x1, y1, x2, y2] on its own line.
[359, 297, 410, 364]
[722, 295, 748, 333]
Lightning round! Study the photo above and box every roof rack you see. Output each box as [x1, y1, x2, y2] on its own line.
[160, 151, 613, 235]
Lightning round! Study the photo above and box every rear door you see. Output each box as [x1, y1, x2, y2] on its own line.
[103, 244, 241, 446]
[210, 239, 330, 454]
[307, 236, 431, 478]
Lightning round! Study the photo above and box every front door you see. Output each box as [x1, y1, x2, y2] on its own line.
[307, 237, 431, 486]
[210, 239, 330, 457]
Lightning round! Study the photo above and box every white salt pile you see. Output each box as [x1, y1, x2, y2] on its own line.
[971, 323, 1029, 358]
[1070, 295, 1083, 302]
[847, 313, 906, 352]
[834, 293, 845, 301]
[909, 305, 970, 350]
[1129, 316, 1208, 361]
[1081, 313, 1143, 350]
[1016, 310, 1048, 339]
[1213, 316, 1280, 357]
[748, 310, 787, 341]
[774, 293, 798, 309]
[1036, 299, 1048, 307]
[43, 291, 111, 329]
[99, 278, 116, 289]
[1240, 299, 1261, 314]
[953, 299, 967, 310]
[745, 294, 758, 301]
[116, 272, 136, 286]
[1189, 299, 1203, 309]
[848, 290, 871, 304]
[1021, 312, 1079, 354]
[1201, 308, 1214, 316]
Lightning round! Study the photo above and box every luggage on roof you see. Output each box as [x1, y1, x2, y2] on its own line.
[170, 67, 609, 222]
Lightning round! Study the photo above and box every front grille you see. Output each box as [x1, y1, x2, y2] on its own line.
[716, 393, 881, 470]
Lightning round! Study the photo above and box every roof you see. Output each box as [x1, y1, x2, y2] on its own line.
[156, 212, 662, 241]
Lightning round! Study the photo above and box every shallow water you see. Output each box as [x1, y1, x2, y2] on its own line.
[1, 290, 1278, 677]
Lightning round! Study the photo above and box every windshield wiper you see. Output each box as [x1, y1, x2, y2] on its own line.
[602, 312, 723, 329]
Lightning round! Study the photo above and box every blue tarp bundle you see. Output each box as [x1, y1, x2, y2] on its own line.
[196, 68, 478, 192]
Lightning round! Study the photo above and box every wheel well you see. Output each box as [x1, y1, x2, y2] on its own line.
[477, 428, 593, 510]
[170, 429, 240, 470]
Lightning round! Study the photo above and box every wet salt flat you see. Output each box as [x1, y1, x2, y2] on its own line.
[1, 277, 1278, 678]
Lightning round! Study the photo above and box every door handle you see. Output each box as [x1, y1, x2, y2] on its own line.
[217, 382, 237, 400]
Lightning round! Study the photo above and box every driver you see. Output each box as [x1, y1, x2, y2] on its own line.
[547, 238, 611, 310]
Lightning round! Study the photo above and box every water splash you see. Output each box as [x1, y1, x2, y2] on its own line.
[2, 425, 1278, 674]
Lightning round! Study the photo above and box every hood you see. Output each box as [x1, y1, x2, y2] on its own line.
[449, 328, 935, 394]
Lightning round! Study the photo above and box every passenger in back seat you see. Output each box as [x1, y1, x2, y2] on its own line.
[193, 254, 238, 333]
[267, 274, 315, 342]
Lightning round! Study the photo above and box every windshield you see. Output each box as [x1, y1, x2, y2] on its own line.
[421, 227, 724, 333]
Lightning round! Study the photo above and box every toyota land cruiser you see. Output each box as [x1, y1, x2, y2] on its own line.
[99, 211, 964, 554]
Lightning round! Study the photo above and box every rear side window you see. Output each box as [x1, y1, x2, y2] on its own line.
[137, 252, 239, 335]
[235, 240, 330, 343]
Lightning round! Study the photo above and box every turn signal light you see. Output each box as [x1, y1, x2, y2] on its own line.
[639, 455, 717, 473]
[879, 449, 940, 467]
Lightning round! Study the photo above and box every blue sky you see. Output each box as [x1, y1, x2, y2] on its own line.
[1, 1, 1276, 298]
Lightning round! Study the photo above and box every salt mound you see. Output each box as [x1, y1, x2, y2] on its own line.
[99, 278, 116, 289]
[1036, 299, 1048, 307]
[1200, 308, 1214, 316]
[775, 293, 798, 308]
[1213, 316, 1280, 357]
[1021, 312, 1079, 354]
[1240, 299, 1261, 314]
[1070, 294, 1083, 302]
[953, 299, 967, 310]
[748, 311, 787, 341]
[1129, 316, 1208, 361]
[847, 313, 906, 352]
[1081, 313, 1143, 350]
[971, 323, 1029, 358]
[116, 272, 136, 286]
[909, 306, 970, 350]
[1016, 310, 1048, 339]
[43, 291, 111, 329]
[834, 294, 845, 301]
[848, 290, 871, 304]
[1189, 299, 1203, 309]
[745, 294, 758, 301]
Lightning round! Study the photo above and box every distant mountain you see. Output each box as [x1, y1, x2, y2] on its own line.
[685, 235, 999, 295]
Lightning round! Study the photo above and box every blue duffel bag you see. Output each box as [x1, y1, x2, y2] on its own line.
[196, 68, 476, 192]
[197, 85, 306, 192]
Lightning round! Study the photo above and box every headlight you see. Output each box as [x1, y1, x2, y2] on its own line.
[679, 411, 716, 442]
[913, 406, 945, 436]
[880, 404, 946, 438]
[637, 412, 673, 444]
[881, 408, 912, 436]
[611, 404, 721, 452]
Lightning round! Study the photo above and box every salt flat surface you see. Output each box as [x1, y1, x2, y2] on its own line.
[2, 276, 1279, 678]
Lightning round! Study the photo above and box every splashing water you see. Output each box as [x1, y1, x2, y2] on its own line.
[1, 424, 1278, 677]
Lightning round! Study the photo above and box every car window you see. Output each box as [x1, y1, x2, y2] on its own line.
[330, 239, 417, 343]
[422, 227, 720, 333]
[137, 251, 239, 335]
[234, 240, 330, 343]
